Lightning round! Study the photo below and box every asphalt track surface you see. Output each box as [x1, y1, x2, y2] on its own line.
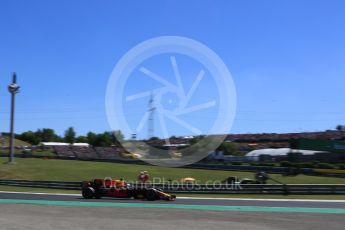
[1, 191, 345, 208]
[1, 191, 345, 230]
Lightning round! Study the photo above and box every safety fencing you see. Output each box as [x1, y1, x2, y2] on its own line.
[1, 179, 345, 195]
[0, 179, 81, 190]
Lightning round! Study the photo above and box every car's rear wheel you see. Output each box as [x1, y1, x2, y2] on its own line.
[82, 187, 95, 199]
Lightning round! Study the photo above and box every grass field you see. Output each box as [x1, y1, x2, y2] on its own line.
[1, 158, 345, 184]
[0, 136, 31, 147]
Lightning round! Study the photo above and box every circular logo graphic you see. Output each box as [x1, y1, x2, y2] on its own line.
[106, 36, 236, 167]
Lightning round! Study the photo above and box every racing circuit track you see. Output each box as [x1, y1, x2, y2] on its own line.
[1, 191, 345, 230]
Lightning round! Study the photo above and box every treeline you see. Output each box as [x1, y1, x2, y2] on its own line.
[16, 127, 124, 147]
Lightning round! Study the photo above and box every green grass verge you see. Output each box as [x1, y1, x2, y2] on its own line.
[30, 149, 56, 157]
[1, 158, 345, 184]
[0, 137, 31, 147]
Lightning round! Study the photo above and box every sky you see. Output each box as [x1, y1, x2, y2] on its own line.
[0, 0, 345, 139]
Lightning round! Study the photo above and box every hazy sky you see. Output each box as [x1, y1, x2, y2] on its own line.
[0, 0, 344, 138]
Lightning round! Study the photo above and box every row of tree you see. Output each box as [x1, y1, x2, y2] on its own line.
[336, 125, 345, 131]
[17, 127, 124, 147]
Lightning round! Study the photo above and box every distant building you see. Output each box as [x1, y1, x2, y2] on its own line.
[39, 142, 89, 147]
[245, 148, 326, 161]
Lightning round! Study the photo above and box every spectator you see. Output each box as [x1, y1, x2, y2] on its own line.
[138, 171, 150, 184]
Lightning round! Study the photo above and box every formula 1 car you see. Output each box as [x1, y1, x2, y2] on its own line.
[81, 178, 176, 201]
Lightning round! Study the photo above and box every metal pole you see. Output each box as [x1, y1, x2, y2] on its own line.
[9, 89, 15, 163]
[7, 73, 20, 164]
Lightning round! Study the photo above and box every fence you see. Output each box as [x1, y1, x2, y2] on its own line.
[1, 179, 344, 195]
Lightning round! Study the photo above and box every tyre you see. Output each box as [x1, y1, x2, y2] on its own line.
[94, 193, 102, 199]
[82, 187, 95, 199]
[93, 188, 103, 199]
[145, 189, 157, 201]
[130, 190, 138, 199]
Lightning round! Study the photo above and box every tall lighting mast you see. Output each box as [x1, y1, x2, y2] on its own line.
[147, 92, 155, 140]
[7, 72, 20, 164]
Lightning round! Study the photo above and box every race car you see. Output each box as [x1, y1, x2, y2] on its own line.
[81, 178, 176, 201]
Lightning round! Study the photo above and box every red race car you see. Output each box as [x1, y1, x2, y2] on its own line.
[81, 178, 176, 201]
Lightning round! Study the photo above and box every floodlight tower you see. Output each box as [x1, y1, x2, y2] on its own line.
[147, 92, 155, 140]
[7, 73, 20, 164]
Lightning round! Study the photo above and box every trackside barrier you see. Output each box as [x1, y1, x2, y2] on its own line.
[0, 179, 345, 195]
[0, 179, 81, 190]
